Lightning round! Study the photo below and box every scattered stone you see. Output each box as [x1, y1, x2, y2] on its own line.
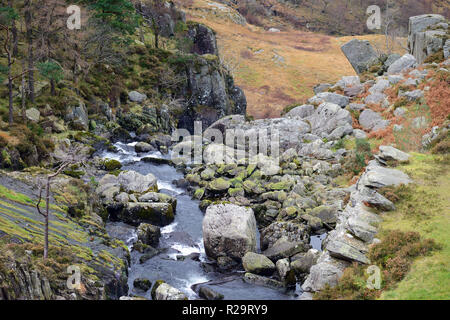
[387, 54, 417, 74]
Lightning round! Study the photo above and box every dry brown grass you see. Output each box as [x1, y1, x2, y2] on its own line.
[183, 0, 407, 119]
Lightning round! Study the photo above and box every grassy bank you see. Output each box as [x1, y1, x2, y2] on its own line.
[379, 153, 450, 299]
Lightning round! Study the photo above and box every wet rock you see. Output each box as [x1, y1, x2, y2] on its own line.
[276, 258, 295, 285]
[291, 249, 320, 275]
[135, 142, 155, 153]
[217, 256, 238, 271]
[137, 223, 161, 246]
[154, 283, 188, 300]
[118, 202, 175, 226]
[243, 273, 284, 289]
[198, 286, 224, 300]
[133, 278, 152, 292]
[242, 252, 276, 276]
[203, 204, 257, 260]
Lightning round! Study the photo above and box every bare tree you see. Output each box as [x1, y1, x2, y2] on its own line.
[36, 144, 85, 259]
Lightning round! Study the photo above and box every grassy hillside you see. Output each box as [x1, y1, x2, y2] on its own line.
[379, 153, 450, 299]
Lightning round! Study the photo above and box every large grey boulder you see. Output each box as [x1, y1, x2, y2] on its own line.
[118, 202, 174, 226]
[341, 39, 378, 74]
[387, 54, 417, 74]
[118, 171, 157, 194]
[242, 252, 276, 276]
[408, 14, 447, 64]
[203, 204, 257, 260]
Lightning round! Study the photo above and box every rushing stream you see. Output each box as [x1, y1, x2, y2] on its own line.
[101, 141, 306, 300]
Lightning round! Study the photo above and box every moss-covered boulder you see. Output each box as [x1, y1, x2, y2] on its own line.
[207, 178, 231, 193]
[228, 187, 245, 197]
[103, 159, 122, 171]
[243, 180, 265, 194]
[193, 188, 205, 200]
[242, 252, 276, 276]
[117, 202, 175, 226]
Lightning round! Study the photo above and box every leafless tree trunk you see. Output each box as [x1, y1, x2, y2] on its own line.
[36, 145, 85, 259]
[25, 0, 35, 103]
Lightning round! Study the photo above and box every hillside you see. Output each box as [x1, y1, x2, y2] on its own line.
[177, 0, 410, 118]
[0, 0, 449, 303]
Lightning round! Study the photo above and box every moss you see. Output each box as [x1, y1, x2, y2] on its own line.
[193, 188, 205, 200]
[103, 159, 122, 171]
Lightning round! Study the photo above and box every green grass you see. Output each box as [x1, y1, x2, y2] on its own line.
[378, 153, 450, 300]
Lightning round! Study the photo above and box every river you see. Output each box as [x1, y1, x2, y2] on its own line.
[101, 141, 305, 300]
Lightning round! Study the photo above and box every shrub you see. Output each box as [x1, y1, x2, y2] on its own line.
[316, 230, 441, 300]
